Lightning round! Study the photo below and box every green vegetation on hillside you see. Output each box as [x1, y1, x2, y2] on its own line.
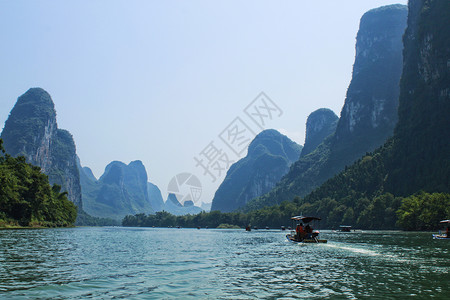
[240, 0, 449, 229]
[397, 192, 450, 231]
[123, 1, 449, 232]
[0, 139, 77, 227]
[386, 0, 450, 197]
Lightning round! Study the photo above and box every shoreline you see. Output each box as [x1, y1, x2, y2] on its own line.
[0, 225, 76, 230]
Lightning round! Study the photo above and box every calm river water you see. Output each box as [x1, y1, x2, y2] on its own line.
[0, 227, 449, 299]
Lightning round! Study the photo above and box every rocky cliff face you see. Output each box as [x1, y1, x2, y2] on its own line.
[301, 108, 338, 157]
[167, 193, 183, 207]
[294, 0, 450, 228]
[244, 4, 408, 210]
[211, 129, 302, 212]
[147, 182, 165, 212]
[81, 165, 97, 182]
[387, 0, 450, 195]
[1, 88, 82, 208]
[332, 4, 408, 169]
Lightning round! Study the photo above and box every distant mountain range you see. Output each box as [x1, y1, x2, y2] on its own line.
[1, 87, 206, 222]
[0, 4, 408, 218]
[79, 160, 205, 220]
[3, 1, 446, 231]
[79, 160, 154, 219]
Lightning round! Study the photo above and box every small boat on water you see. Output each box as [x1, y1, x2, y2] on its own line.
[433, 220, 450, 239]
[286, 216, 327, 243]
[339, 225, 352, 232]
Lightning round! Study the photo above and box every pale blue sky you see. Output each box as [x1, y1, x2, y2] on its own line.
[0, 0, 407, 205]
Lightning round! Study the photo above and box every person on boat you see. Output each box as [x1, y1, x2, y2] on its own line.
[305, 224, 313, 239]
[296, 223, 304, 240]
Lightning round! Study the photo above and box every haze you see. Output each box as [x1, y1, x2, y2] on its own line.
[0, 0, 407, 204]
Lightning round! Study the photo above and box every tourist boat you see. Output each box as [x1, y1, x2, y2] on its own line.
[432, 220, 450, 239]
[339, 225, 352, 232]
[286, 216, 327, 243]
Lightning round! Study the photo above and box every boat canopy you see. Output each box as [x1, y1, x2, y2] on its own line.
[291, 216, 321, 223]
[440, 220, 450, 223]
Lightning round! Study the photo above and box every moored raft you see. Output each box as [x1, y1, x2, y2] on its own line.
[433, 220, 450, 239]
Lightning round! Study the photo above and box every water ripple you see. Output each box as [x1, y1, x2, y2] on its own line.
[0, 228, 449, 299]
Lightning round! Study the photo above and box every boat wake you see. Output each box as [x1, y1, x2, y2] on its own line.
[324, 243, 405, 262]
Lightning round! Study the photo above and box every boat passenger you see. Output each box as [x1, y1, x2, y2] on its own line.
[305, 224, 312, 239]
[296, 223, 304, 240]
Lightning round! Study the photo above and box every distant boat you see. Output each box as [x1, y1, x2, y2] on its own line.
[339, 225, 352, 232]
[286, 216, 327, 243]
[433, 220, 450, 239]
[281, 226, 286, 231]
[245, 225, 251, 231]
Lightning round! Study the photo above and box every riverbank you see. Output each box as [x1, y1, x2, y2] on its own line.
[0, 220, 75, 229]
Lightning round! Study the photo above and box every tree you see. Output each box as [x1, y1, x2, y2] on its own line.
[397, 192, 450, 230]
[0, 138, 77, 227]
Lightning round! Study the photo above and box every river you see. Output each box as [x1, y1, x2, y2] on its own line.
[0, 227, 449, 299]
